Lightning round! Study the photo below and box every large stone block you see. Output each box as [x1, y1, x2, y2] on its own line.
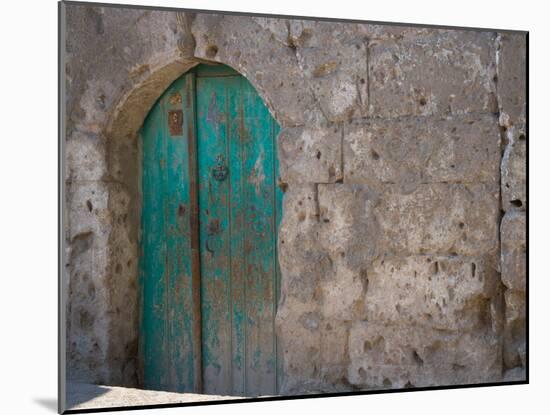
[276, 297, 322, 394]
[104, 183, 140, 385]
[278, 125, 342, 184]
[287, 20, 368, 122]
[363, 26, 457, 42]
[66, 131, 107, 182]
[348, 321, 502, 388]
[254, 18, 369, 122]
[501, 211, 526, 292]
[368, 31, 497, 118]
[66, 180, 139, 384]
[320, 260, 366, 321]
[497, 33, 527, 127]
[320, 321, 349, 366]
[316, 182, 499, 261]
[67, 227, 111, 384]
[503, 289, 526, 369]
[365, 255, 499, 331]
[251, 17, 291, 45]
[258, 18, 457, 45]
[317, 184, 381, 267]
[67, 181, 111, 240]
[318, 321, 351, 391]
[344, 114, 500, 185]
[278, 184, 326, 304]
[192, 14, 322, 126]
[66, 180, 112, 384]
[500, 209, 524, 370]
[501, 125, 527, 211]
[376, 183, 500, 256]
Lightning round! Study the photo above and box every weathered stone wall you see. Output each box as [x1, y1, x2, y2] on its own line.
[63, 3, 527, 392]
[497, 33, 527, 381]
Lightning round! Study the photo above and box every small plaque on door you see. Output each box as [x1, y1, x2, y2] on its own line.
[168, 110, 183, 136]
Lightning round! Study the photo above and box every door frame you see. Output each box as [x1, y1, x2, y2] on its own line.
[140, 63, 281, 394]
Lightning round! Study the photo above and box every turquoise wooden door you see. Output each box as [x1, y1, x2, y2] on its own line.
[140, 64, 282, 397]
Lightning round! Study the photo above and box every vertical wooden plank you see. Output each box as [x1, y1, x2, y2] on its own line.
[164, 80, 182, 390]
[163, 75, 197, 392]
[240, 76, 278, 396]
[227, 77, 247, 396]
[140, 93, 169, 391]
[185, 73, 203, 394]
[197, 74, 234, 395]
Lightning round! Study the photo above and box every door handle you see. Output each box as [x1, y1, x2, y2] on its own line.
[212, 154, 228, 181]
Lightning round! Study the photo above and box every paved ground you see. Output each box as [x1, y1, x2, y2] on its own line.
[66, 383, 245, 410]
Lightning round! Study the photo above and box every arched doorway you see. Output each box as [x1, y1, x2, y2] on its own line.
[139, 64, 282, 397]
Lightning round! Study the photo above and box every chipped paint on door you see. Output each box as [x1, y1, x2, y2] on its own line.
[140, 64, 282, 397]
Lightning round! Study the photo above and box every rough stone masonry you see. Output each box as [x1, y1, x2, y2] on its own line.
[63, 3, 527, 394]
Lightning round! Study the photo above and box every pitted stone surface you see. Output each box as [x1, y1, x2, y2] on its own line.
[497, 33, 527, 127]
[318, 321, 351, 392]
[344, 114, 501, 185]
[348, 321, 501, 389]
[368, 31, 498, 118]
[288, 20, 369, 121]
[317, 184, 380, 263]
[501, 211, 526, 292]
[66, 6, 184, 135]
[365, 255, 499, 331]
[66, 131, 106, 182]
[63, 2, 526, 394]
[496, 32, 526, 379]
[278, 125, 342, 184]
[501, 124, 527, 212]
[503, 289, 526, 369]
[319, 259, 366, 321]
[66, 181, 111, 384]
[501, 211, 526, 371]
[192, 14, 322, 126]
[376, 183, 500, 256]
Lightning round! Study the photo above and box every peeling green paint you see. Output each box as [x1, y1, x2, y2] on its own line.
[140, 64, 281, 396]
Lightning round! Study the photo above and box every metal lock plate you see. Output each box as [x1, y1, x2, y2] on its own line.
[168, 110, 183, 136]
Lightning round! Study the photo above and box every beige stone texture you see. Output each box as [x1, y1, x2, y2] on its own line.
[62, 3, 527, 398]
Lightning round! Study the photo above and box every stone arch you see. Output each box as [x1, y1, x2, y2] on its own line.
[101, 54, 288, 387]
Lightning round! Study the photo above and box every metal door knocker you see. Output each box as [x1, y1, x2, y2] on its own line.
[212, 154, 229, 181]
